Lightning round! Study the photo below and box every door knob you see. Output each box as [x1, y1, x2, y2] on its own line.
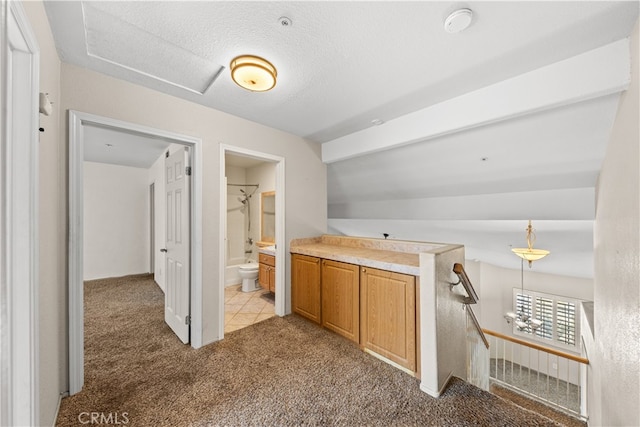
[160, 248, 167, 253]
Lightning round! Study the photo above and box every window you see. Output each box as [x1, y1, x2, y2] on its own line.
[512, 289, 580, 349]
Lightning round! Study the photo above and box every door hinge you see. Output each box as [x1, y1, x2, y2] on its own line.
[185, 315, 191, 325]
[165, 151, 169, 158]
[186, 166, 192, 176]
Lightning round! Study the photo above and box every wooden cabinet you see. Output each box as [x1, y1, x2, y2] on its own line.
[290, 252, 418, 375]
[360, 267, 416, 372]
[258, 253, 276, 293]
[321, 260, 360, 343]
[291, 254, 321, 324]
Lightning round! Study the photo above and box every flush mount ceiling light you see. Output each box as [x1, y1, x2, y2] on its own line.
[511, 220, 550, 267]
[444, 8, 473, 33]
[230, 55, 277, 92]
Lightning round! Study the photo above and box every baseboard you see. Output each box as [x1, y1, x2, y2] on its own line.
[52, 391, 69, 426]
[363, 348, 416, 377]
[419, 371, 454, 398]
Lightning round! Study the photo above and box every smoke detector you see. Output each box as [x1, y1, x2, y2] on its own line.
[278, 16, 292, 27]
[444, 8, 473, 33]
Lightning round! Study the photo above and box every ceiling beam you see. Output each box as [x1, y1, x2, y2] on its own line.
[328, 188, 595, 221]
[322, 39, 631, 164]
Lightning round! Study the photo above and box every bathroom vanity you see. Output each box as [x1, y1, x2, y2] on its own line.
[258, 245, 276, 293]
[290, 235, 422, 375]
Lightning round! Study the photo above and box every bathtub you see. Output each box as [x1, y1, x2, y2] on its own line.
[225, 257, 257, 286]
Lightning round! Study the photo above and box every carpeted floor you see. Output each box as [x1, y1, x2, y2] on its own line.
[56, 274, 571, 426]
[490, 384, 585, 427]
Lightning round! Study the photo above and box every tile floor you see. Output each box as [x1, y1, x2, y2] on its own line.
[224, 284, 275, 333]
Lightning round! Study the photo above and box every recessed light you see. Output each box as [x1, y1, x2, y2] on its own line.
[444, 8, 473, 34]
[371, 118, 385, 126]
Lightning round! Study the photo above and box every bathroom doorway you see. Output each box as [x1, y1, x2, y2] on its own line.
[219, 145, 285, 338]
[224, 154, 274, 333]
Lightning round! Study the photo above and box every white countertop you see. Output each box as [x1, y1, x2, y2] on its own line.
[259, 245, 276, 256]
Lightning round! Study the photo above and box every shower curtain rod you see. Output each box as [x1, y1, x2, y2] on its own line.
[227, 183, 259, 187]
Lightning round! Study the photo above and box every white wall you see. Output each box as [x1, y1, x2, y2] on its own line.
[60, 61, 327, 347]
[23, 2, 66, 425]
[591, 19, 640, 427]
[226, 165, 248, 264]
[83, 161, 150, 280]
[420, 246, 467, 397]
[469, 261, 593, 351]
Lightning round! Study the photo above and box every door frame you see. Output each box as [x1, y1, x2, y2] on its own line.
[219, 144, 286, 337]
[68, 110, 203, 395]
[149, 182, 155, 273]
[0, 1, 40, 425]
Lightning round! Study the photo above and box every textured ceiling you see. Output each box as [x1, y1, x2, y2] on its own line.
[44, 1, 639, 142]
[44, 1, 639, 278]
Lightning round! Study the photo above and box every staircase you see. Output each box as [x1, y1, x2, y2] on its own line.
[455, 263, 589, 425]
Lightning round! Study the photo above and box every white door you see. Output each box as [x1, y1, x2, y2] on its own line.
[164, 148, 190, 343]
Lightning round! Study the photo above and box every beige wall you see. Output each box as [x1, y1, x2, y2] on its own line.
[25, 1, 327, 424]
[22, 2, 66, 426]
[592, 19, 640, 426]
[60, 62, 327, 344]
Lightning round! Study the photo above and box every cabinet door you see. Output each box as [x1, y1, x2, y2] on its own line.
[269, 266, 276, 293]
[291, 254, 321, 324]
[322, 260, 360, 343]
[258, 263, 270, 291]
[360, 267, 416, 372]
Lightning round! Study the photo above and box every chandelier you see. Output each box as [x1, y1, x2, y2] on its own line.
[504, 220, 549, 332]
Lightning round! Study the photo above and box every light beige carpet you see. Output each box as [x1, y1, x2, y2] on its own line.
[56, 274, 571, 426]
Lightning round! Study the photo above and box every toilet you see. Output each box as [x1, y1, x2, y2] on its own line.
[238, 262, 260, 292]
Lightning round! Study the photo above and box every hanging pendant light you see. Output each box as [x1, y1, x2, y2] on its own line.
[511, 220, 550, 267]
[505, 220, 549, 332]
[230, 55, 277, 92]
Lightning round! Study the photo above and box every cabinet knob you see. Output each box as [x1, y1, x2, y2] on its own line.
[362, 268, 366, 272]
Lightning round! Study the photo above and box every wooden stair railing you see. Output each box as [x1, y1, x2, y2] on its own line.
[483, 329, 589, 364]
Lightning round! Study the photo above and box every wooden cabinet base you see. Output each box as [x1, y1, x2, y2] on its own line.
[321, 260, 359, 343]
[259, 253, 276, 293]
[360, 267, 416, 372]
[291, 253, 418, 376]
[291, 254, 321, 324]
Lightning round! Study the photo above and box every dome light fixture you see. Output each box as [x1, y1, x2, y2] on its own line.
[511, 220, 550, 267]
[230, 55, 277, 92]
